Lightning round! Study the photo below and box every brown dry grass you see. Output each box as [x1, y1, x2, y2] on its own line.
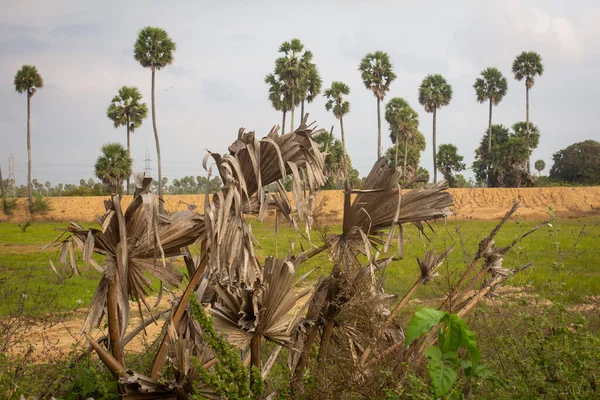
[2, 187, 600, 223]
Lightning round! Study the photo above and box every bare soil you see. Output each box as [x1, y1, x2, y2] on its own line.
[2, 187, 600, 223]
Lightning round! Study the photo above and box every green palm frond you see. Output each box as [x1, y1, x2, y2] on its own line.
[385, 97, 419, 143]
[14, 65, 43, 95]
[324, 81, 350, 120]
[134, 26, 176, 70]
[512, 51, 544, 88]
[473, 67, 508, 105]
[358, 51, 397, 100]
[107, 86, 148, 132]
[418, 74, 452, 112]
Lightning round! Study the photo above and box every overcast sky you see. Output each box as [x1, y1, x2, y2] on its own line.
[1, 0, 598, 186]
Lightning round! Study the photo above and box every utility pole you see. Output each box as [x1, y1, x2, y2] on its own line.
[144, 148, 152, 177]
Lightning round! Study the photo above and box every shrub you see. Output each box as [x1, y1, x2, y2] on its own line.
[1, 198, 17, 216]
[31, 192, 52, 214]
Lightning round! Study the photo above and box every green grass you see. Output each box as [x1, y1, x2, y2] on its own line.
[1, 216, 599, 317]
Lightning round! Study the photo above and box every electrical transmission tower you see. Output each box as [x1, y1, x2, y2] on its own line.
[8, 155, 15, 197]
[144, 149, 152, 177]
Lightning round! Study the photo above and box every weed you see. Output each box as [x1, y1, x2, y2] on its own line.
[17, 221, 31, 233]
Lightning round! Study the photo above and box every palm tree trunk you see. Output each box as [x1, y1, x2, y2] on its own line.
[377, 97, 382, 159]
[282, 110, 286, 134]
[394, 134, 399, 166]
[301, 99, 305, 122]
[250, 334, 261, 371]
[151, 67, 164, 214]
[291, 91, 295, 132]
[487, 99, 493, 187]
[0, 166, 6, 212]
[340, 117, 348, 189]
[432, 107, 437, 184]
[126, 117, 131, 195]
[27, 91, 33, 214]
[403, 136, 409, 179]
[526, 85, 531, 174]
[488, 100, 493, 153]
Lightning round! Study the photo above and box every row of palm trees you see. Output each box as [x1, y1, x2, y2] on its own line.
[265, 41, 544, 186]
[12, 32, 543, 213]
[13, 26, 175, 213]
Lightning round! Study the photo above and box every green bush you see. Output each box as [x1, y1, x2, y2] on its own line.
[1, 198, 17, 216]
[31, 192, 52, 214]
[468, 306, 600, 398]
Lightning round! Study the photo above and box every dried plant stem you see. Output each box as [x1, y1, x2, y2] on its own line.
[250, 334, 262, 371]
[317, 319, 335, 365]
[360, 279, 422, 366]
[107, 278, 124, 368]
[150, 253, 208, 380]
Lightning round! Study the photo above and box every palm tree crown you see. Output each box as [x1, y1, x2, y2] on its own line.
[94, 143, 133, 193]
[358, 51, 396, 100]
[303, 66, 322, 103]
[107, 86, 148, 132]
[512, 51, 544, 89]
[474, 67, 508, 105]
[134, 27, 176, 70]
[324, 81, 350, 120]
[418, 74, 452, 112]
[14, 65, 43, 95]
[385, 98, 419, 144]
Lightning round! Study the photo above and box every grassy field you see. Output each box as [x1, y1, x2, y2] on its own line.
[1, 215, 599, 317]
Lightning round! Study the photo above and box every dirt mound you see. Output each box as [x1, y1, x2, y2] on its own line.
[2, 187, 599, 223]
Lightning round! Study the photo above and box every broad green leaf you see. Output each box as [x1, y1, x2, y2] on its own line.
[460, 322, 480, 368]
[425, 346, 457, 398]
[441, 314, 464, 355]
[405, 307, 447, 344]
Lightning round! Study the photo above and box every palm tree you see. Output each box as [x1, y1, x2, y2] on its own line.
[94, 143, 133, 193]
[512, 51, 544, 174]
[358, 51, 397, 159]
[265, 73, 292, 133]
[324, 81, 350, 186]
[134, 26, 176, 213]
[534, 159, 545, 177]
[385, 97, 419, 177]
[418, 74, 453, 184]
[107, 86, 148, 194]
[474, 68, 508, 154]
[300, 63, 322, 119]
[273, 38, 312, 132]
[14, 65, 43, 214]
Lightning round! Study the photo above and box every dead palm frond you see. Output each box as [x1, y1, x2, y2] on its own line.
[47, 174, 206, 368]
[211, 253, 312, 369]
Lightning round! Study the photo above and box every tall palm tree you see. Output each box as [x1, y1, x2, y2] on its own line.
[94, 143, 133, 193]
[385, 97, 419, 177]
[324, 81, 350, 187]
[358, 51, 397, 159]
[134, 26, 176, 213]
[14, 65, 43, 214]
[274, 38, 312, 131]
[107, 86, 148, 194]
[474, 68, 508, 154]
[512, 51, 544, 174]
[418, 74, 453, 184]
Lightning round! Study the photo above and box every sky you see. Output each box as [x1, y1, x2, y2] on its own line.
[1, 0, 599, 187]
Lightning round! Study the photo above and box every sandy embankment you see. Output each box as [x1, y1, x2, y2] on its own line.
[1, 187, 599, 223]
